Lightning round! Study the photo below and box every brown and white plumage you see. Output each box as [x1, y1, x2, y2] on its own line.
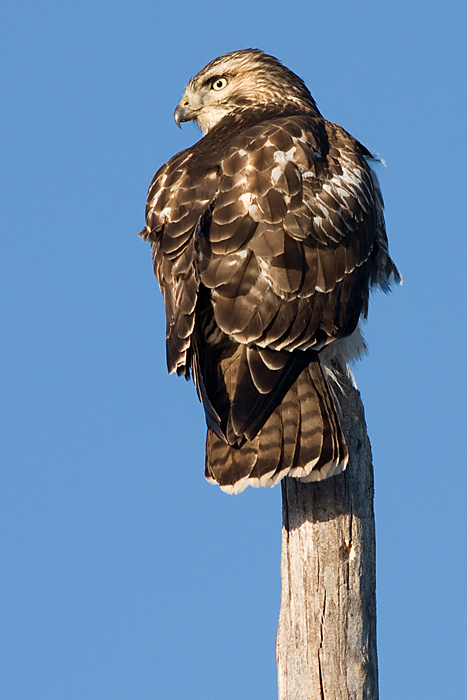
[141, 49, 400, 493]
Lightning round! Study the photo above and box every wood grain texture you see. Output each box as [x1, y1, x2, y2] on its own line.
[277, 369, 378, 700]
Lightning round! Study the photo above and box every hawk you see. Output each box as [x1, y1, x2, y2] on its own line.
[141, 49, 400, 494]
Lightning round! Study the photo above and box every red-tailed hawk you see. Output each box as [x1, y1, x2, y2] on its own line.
[141, 49, 400, 494]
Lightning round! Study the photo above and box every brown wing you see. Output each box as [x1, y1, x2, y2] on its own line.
[199, 114, 397, 354]
[141, 147, 219, 376]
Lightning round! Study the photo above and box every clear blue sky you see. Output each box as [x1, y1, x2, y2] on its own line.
[2, 1, 466, 698]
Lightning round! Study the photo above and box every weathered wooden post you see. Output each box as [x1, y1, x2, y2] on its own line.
[276, 367, 378, 700]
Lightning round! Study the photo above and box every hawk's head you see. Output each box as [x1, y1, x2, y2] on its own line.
[174, 49, 318, 135]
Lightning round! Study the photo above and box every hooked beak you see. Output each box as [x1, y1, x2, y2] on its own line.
[174, 100, 195, 128]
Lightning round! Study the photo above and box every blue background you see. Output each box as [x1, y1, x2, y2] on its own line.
[2, 1, 466, 697]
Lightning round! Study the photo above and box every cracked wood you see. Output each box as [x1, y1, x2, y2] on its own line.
[276, 369, 378, 700]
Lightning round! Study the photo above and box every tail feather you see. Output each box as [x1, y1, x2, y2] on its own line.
[205, 357, 348, 494]
[249, 408, 283, 481]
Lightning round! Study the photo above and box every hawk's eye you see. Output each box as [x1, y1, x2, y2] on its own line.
[211, 77, 228, 91]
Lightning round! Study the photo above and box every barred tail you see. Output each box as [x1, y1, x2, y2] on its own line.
[205, 358, 348, 494]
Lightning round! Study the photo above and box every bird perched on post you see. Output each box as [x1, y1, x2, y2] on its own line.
[140, 49, 400, 494]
